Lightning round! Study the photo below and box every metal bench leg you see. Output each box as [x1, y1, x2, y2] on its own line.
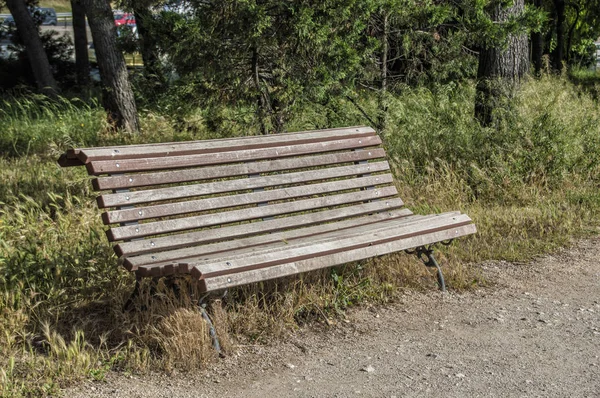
[123, 275, 142, 312]
[199, 304, 222, 356]
[406, 244, 450, 292]
[198, 293, 227, 358]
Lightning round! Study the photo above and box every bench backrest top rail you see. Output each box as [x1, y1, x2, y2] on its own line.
[62, 126, 375, 165]
[85, 134, 382, 175]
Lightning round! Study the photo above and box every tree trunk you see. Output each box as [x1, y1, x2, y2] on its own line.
[71, 0, 90, 86]
[531, 0, 544, 75]
[475, 0, 529, 127]
[552, 0, 566, 71]
[566, 4, 581, 65]
[5, 0, 58, 96]
[132, 5, 164, 83]
[81, 0, 139, 133]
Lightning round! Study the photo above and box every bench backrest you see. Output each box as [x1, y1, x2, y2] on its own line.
[60, 126, 408, 275]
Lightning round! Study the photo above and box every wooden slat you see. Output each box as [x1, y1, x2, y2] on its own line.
[128, 208, 417, 272]
[68, 126, 374, 160]
[103, 172, 393, 224]
[71, 126, 376, 163]
[197, 224, 477, 292]
[86, 135, 382, 175]
[99, 161, 390, 208]
[115, 197, 406, 257]
[92, 149, 387, 191]
[190, 213, 473, 278]
[135, 211, 466, 277]
[107, 184, 398, 241]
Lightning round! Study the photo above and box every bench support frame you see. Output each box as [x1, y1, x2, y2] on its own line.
[406, 240, 454, 292]
[199, 303, 222, 356]
[123, 275, 142, 312]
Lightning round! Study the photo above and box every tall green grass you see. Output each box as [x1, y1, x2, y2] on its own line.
[1, 75, 600, 395]
[0, 94, 105, 158]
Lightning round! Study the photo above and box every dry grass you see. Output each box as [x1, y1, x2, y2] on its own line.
[151, 309, 214, 370]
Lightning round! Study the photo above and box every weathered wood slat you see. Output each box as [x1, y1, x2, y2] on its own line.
[99, 161, 391, 209]
[190, 214, 473, 278]
[198, 224, 477, 292]
[107, 184, 399, 241]
[92, 149, 387, 191]
[115, 197, 406, 257]
[67, 126, 374, 159]
[103, 172, 393, 224]
[135, 211, 464, 277]
[72, 126, 376, 163]
[128, 208, 418, 273]
[86, 135, 382, 175]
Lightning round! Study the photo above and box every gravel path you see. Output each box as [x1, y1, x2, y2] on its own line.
[69, 238, 600, 397]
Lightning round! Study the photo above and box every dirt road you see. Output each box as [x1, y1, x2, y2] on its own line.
[70, 238, 600, 397]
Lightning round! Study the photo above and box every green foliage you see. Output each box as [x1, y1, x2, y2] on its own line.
[380, 76, 600, 200]
[0, 93, 105, 157]
[139, 0, 550, 133]
[116, 25, 140, 55]
[153, 0, 376, 132]
[0, 188, 117, 303]
[564, 0, 600, 66]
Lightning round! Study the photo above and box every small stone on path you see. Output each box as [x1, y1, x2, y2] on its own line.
[361, 365, 375, 373]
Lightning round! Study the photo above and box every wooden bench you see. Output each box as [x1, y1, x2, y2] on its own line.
[58, 126, 476, 294]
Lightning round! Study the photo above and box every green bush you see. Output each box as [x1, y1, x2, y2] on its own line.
[378, 77, 600, 202]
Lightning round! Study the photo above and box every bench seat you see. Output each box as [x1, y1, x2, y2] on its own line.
[59, 126, 476, 292]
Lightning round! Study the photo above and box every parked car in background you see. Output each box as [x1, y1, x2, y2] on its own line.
[2, 7, 57, 26]
[113, 11, 135, 27]
[38, 8, 57, 26]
